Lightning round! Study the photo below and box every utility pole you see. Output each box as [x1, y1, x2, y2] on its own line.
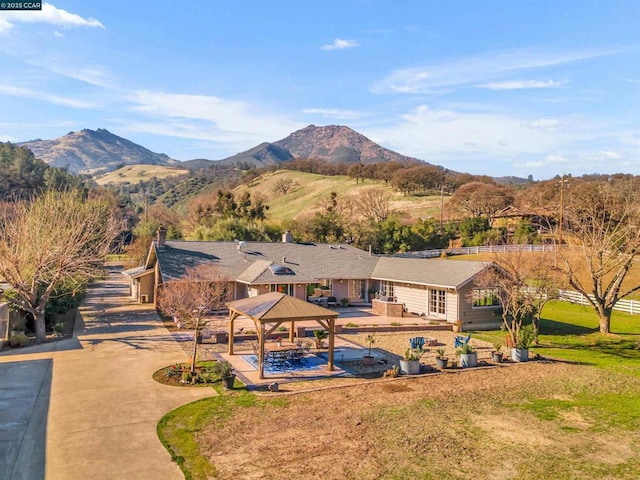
[439, 185, 444, 235]
[559, 175, 569, 244]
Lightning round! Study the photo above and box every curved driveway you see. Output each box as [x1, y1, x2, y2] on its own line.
[0, 266, 214, 480]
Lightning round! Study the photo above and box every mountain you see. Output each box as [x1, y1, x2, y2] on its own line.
[19, 128, 178, 175]
[217, 124, 424, 167]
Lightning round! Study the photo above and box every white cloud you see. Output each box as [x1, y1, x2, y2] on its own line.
[526, 118, 564, 131]
[46, 64, 113, 87]
[321, 38, 359, 51]
[582, 150, 622, 160]
[0, 3, 104, 33]
[0, 84, 96, 108]
[480, 79, 567, 90]
[366, 105, 571, 160]
[127, 90, 304, 148]
[303, 108, 368, 119]
[372, 48, 616, 94]
[519, 154, 569, 169]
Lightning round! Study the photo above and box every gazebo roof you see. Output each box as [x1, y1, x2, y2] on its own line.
[227, 292, 338, 323]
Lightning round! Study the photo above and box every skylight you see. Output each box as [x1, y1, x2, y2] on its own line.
[270, 265, 294, 275]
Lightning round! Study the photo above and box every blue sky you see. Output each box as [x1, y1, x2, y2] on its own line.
[1, 1, 639, 179]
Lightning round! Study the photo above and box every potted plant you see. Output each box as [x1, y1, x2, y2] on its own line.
[456, 343, 478, 368]
[362, 334, 376, 366]
[511, 324, 534, 362]
[452, 319, 463, 333]
[340, 298, 349, 307]
[213, 360, 236, 389]
[435, 347, 448, 369]
[313, 329, 327, 348]
[400, 348, 424, 374]
[491, 343, 503, 363]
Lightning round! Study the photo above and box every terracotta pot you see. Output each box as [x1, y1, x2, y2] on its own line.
[362, 355, 374, 366]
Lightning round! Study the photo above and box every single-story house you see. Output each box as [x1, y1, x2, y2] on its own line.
[124, 229, 501, 330]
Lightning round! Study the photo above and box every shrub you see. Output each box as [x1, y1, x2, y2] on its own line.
[456, 344, 475, 355]
[9, 333, 28, 347]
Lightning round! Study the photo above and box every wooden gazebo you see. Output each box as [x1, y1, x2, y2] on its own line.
[227, 292, 339, 379]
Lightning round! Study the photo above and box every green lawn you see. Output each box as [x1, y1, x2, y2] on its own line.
[473, 300, 640, 376]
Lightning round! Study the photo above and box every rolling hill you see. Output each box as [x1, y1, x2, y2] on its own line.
[233, 170, 446, 222]
[94, 164, 190, 186]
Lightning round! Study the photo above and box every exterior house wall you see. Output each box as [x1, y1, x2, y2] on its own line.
[331, 282, 349, 301]
[456, 282, 502, 330]
[139, 274, 155, 303]
[293, 285, 307, 301]
[234, 282, 248, 300]
[445, 290, 458, 323]
[395, 285, 427, 315]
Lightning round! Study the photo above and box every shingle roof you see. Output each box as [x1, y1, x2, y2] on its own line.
[156, 241, 379, 282]
[372, 257, 490, 289]
[153, 240, 491, 291]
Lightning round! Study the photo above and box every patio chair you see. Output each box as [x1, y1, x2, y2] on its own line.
[327, 296, 337, 307]
[454, 333, 472, 348]
[409, 336, 425, 350]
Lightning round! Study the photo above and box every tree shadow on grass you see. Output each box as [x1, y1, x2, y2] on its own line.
[539, 318, 598, 336]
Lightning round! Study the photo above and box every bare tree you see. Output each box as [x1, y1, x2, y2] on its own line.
[157, 265, 230, 373]
[272, 177, 297, 195]
[474, 248, 559, 347]
[447, 182, 514, 225]
[0, 190, 123, 342]
[556, 180, 640, 333]
[353, 188, 392, 223]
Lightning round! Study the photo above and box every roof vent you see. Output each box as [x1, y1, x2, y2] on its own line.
[237, 241, 245, 251]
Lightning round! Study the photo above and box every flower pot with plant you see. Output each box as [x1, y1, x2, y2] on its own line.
[213, 360, 236, 389]
[435, 347, 449, 369]
[362, 334, 376, 366]
[456, 343, 478, 368]
[400, 347, 424, 374]
[452, 319, 463, 333]
[511, 324, 534, 362]
[340, 298, 349, 307]
[313, 329, 328, 349]
[491, 343, 503, 363]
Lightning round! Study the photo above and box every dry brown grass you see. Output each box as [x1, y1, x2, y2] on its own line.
[194, 362, 640, 479]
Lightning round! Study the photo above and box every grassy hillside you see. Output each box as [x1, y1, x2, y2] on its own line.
[235, 170, 445, 222]
[95, 164, 189, 185]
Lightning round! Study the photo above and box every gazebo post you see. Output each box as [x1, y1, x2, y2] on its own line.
[259, 322, 265, 379]
[289, 320, 295, 343]
[328, 317, 335, 371]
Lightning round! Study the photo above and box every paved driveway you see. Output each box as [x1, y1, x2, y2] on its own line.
[0, 267, 214, 479]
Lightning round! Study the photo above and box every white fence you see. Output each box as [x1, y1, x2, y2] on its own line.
[558, 289, 640, 315]
[391, 244, 555, 259]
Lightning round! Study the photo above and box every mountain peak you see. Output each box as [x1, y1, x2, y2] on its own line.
[18, 128, 177, 175]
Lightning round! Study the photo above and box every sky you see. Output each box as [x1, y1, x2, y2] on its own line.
[1, 1, 639, 179]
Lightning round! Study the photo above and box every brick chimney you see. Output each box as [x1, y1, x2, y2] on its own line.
[157, 227, 167, 248]
[282, 230, 293, 243]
